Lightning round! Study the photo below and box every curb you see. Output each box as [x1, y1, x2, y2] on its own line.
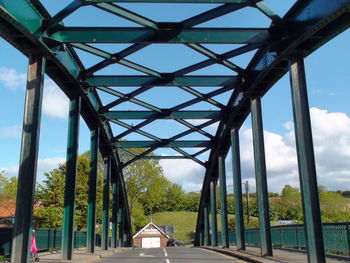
[37, 247, 133, 263]
[202, 246, 265, 263]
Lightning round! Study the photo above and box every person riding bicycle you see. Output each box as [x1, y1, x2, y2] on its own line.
[30, 229, 39, 262]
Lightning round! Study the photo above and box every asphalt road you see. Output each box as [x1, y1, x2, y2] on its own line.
[99, 247, 247, 263]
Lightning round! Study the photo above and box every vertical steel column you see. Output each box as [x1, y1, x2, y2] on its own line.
[251, 97, 272, 256]
[230, 128, 246, 250]
[87, 128, 99, 253]
[61, 97, 81, 260]
[102, 156, 111, 250]
[210, 180, 218, 246]
[289, 56, 325, 263]
[111, 181, 119, 248]
[199, 231, 204, 246]
[11, 55, 45, 263]
[204, 205, 210, 246]
[118, 207, 124, 247]
[218, 155, 229, 248]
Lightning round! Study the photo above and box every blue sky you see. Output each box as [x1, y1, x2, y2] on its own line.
[0, 1, 349, 193]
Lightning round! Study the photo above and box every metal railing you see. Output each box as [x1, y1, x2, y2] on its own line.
[0, 227, 87, 257]
[218, 222, 350, 258]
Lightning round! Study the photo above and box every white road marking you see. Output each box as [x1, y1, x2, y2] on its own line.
[139, 252, 155, 257]
[163, 248, 170, 263]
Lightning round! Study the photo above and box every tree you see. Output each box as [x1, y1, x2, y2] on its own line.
[131, 201, 148, 231]
[183, 192, 200, 212]
[0, 171, 17, 221]
[158, 183, 186, 212]
[277, 184, 303, 221]
[121, 148, 167, 216]
[34, 154, 103, 230]
[319, 187, 350, 222]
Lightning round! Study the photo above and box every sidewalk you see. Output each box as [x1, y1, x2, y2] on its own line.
[38, 247, 131, 263]
[204, 246, 349, 263]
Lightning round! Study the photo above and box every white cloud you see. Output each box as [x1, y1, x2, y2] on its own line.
[181, 182, 203, 193]
[0, 157, 65, 182]
[160, 158, 205, 190]
[0, 66, 69, 119]
[0, 67, 26, 90]
[0, 125, 22, 138]
[239, 107, 350, 193]
[42, 79, 69, 119]
[161, 107, 350, 193]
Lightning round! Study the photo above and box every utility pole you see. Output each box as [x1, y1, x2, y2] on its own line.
[245, 181, 250, 228]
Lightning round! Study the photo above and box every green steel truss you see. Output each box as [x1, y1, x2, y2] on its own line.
[1, 0, 350, 261]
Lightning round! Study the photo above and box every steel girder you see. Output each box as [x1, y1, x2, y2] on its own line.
[0, 0, 350, 258]
[194, 0, 350, 247]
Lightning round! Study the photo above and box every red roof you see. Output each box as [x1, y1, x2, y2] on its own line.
[0, 200, 16, 218]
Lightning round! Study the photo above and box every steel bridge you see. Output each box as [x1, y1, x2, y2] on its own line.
[0, 1, 349, 263]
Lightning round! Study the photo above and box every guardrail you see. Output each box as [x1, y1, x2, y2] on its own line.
[0, 227, 87, 257]
[218, 222, 350, 258]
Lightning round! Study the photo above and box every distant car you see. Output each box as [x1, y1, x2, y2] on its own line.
[167, 239, 183, 247]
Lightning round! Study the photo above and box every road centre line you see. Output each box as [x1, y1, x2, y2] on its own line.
[163, 248, 170, 263]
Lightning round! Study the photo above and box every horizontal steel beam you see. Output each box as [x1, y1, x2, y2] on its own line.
[86, 76, 238, 86]
[48, 27, 270, 44]
[141, 156, 191, 159]
[115, 140, 210, 148]
[86, 0, 256, 3]
[104, 110, 221, 119]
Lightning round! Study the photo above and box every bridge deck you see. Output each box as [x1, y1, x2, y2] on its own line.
[36, 246, 345, 263]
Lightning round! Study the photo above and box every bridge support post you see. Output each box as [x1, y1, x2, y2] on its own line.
[210, 180, 218, 246]
[199, 231, 204, 246]
[111, 181, 119, 248]
[218, 155, 229, 248]
[251, 97, 272, 257]
[102, 156, 111, 250]
[230, 128, 245, 250]
[204, 205, 211, 246]
[11, 55, 45, 263]
[118, 207, 125, 247]
[87, 128, 99, 253]
[61, 97, 81, 260]
[289, 56, 325, 263]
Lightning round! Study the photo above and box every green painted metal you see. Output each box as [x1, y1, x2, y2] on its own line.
[118, 207, 125, 247]
[250, 97, 272, 257]
[230, 128, 245, 250]
[44, 0, 85, 31]
[86, 0, 255, 3]
[111, 181, 119, 248]
[0, 0, 43, 33]
[204, 205, 210, 246]
[104, 110, 221, 120]
[289, 56, 326, 263]
[61, 97, 81, 260]
[2, 228, 87, 258]
[49, 27, 269, 44]
[255, 1, 281, 22]
[102, 156, 111, 250]
[199, 232, 204, 246]
[94, 3, 158, 29]
[86, 76, 237, 87]
[210, 180, 218, 246]
[114, 140, 211, 148]
[2, 0, 350, 259]
[217, 223, 350, 259]
[87, 128, 99, 253]
[218, 155, 229, 248]
[11, 55, 45, 263]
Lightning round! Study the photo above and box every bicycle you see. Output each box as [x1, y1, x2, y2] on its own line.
[30, 252, 39, 262]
